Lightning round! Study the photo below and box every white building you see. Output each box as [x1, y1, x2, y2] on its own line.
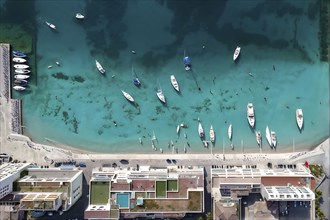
[0, 163, 31, 200]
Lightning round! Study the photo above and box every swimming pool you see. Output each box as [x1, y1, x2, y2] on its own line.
[116, 193, 130, 209]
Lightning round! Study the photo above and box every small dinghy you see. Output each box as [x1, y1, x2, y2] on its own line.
[75, 13, 85, 20]
[45, 21, 56, 30]
[13, 51, 27, 58]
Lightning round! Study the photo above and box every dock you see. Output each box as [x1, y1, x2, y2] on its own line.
[0, 43, 23, 134]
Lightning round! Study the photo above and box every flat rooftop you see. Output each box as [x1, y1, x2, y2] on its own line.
[19, 168, 82, 182]
[0, 163, 30, 181]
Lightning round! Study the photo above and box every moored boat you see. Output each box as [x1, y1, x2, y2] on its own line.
[233, 46, 241, 61]
[198, 117, 204, 138]
[170, 75, 180, 92]
[132, 66, 141, 87]
[176, 125, 180, 134]
[14, 64, 29, 69]
[15, 69, 30, 74]
[75, 13, 85, 19]
[95, 60, 105, 75]
[13, 85, 26, 91]
[255, 130, 262, 147]
[265, 126, 272, 147]
[15, 75, 30, 80]
[45, 21, 56, 30]
[183, 56, 191, 71]
[271, 131, 277, 147]
[156, 85, 166, 103]
[13, 51, 27, 58]
[247, 103, 255, 128]
[12, 57, 27, 63]
[210, 125, 215, 143]
[228, 124, 232, 140]
[121, 90, 135, 103]
[14, 79, 28, 86]
[296, 108, 303, 131]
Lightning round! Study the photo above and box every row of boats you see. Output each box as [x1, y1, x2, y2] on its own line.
[12, 51, 31, 91]
[195, 104, 303, 149]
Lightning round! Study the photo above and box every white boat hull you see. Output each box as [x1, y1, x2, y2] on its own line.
[247, 103, 255, 128]
[266, 126, 272, 147]
[13, 57, 26, 63]
[271, 131, 277, 147]
[76, 13, 85, 19]
[15, 75, 30, 80]
[121, 90, 135, 103]
[156, 89, 166, 103]
[13, 85, 26, 91]
[210, 125, 215, 142]
[233, 46, 241, 61]
[14, 64, 29, 69]
[95, 60, 105, 74]
[296, 109, 303, 130]
[255, 131, 261, 146]
[15, 69, 30, 74]
[170, 75, 180, 92]
[228, 124, 232, 140]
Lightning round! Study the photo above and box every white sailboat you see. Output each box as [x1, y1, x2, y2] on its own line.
[156, 84, 166, 103]
[15, 69, 30, 74]
[210, 125, 215, 143]
[198, 117, 204, 138]
[233, 46, 241, 61]
[121, 90, 135, 103]
[255, 130, 262, 147]
[45, 21, 56, 30]
[266, 126, 272, 147]
[296, 108, 303, 131]
[170, 75, 180, 92]
[95, 60, 105, 75]
[14, 75, 30, 80]
[271, 131, 277, 147]
[14, 64, 29, 69]
[176, 125, 180, 134]
[228, 124, 232, 140]
[13, 85, 26, 91]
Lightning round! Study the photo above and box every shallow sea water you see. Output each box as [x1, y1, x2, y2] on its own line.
[7, 0, 329, 153]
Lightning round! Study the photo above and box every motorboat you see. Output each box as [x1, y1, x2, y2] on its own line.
[156, 85, 166, 103]
[176, 125, 180, 134]
[15, 69, 30, 74]
[14, 79, 28, 86]
[45, 21, 56, 30]
[95, 60, 105, 75]
[228, 124, 232, 140]
[12, 57, 26, 63]
[14, 64, 29, 69]
[255, 130, 262, 147]
[13, 85, 26, 91]
[210, 125, 215, 143]
[247, 103, 255, 128]
[233, 46, 241, 61]
[296, 108, 303, 131]
[14, 75, 30, 80]
[265, 126, 272, 147]
[75, 13, 85, 19]
[121, 90, 135, 103]
[13, 51, 27, 58]
[198, 117, 204, 138]
[183, 56, 191, 71]
[271, 131, 277, 147]
[170, 75, 180, 92]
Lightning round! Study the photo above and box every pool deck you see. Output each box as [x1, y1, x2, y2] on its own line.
[0, 43, 329, 167]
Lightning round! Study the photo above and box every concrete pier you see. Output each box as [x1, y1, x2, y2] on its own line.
[0, 43, 22, 134]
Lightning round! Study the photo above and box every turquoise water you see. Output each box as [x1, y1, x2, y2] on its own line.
[6, 0, 329, 153]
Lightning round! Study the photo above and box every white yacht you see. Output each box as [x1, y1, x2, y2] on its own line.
[296, 108, 303, 131]
[156, 86, 166, 103]
[271, 131, 277, 147]
[255, 130, 262, 147]
[266, 126, 272, 147]
[198, 117, 204, 138]
[14, 64, 29, 69]
[13, 85, 26, 91]
[45, 21, 56, 30]
[75, 13, 85, 19]
[247, 103, 255, 128]
[228, 124, 232, 140]
[12, 57, 26, 63]
[210, 125, 215, 143]
[233, 46, 241, 61]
